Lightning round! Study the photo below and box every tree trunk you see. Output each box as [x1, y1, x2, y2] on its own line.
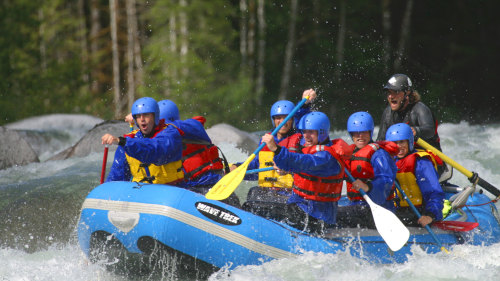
[239, 0, 248, 69]
[131, 0, 143, 95]
[393, 0, 413, 71]
[278, 0, 298, 100]
[90, 0, 101, 95]
[77, 0, 89, 84]
[126, 0, 136, 109]
[38, 9, 47, 72]
[109, 0, 122, 118]
[248, 0, 256, 74]
[255, 0, 266, 106]
[333, 0, 346, 84]
[180, 0, 189, 77]
[382, 0, 391, 75]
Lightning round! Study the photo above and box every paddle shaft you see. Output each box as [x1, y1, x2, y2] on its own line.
[394, 181, 449, 253]
[100, 145, 109, 184]
[246, 167, 274, 174]
[416, 138, 500, 197]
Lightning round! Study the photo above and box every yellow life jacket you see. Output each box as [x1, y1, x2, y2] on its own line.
[126, 155, 184, 184]
[395, 151, 436, 207]
[258, 150, 294, 188]
[124, 124, 184, 184]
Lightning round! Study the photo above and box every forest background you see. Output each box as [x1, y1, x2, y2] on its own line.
[1, 0, 499, 131]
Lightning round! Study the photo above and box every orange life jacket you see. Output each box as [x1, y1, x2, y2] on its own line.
[292, 144, 345, 202]
[345, 141, 398, 201]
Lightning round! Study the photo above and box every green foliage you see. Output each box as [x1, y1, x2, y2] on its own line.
[1, 0, 500, 128]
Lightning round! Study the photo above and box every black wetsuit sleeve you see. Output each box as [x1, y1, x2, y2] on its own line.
[376, 106, 392, 141]
[411, 102, 437, 140]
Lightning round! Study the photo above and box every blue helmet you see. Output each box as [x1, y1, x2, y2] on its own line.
[347, 111, 374, 138]
[298, 112, 330, 143]
[386, 123, 414, 151]
[158, 99, 180, 122]
[270, 100, 295, 126]
[131, 97, 160, 126]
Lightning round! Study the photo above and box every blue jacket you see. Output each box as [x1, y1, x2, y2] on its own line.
[273, 141, 342, 224]
[106, 125, 183, 182]
[413, 157, 445, 220]
[350, 148, 397, 211]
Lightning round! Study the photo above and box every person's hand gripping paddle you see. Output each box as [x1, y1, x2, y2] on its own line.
[205, 96, 309, 200]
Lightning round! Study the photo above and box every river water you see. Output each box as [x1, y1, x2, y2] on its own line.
[1, 116, 500, 280]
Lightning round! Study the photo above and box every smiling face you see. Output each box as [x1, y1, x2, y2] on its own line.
[302, 129, 319, 147]
[273, 115, 294, 137]
[134, 113, 155, 135]
[351, 131, 371, 149]
[395, 139, 410, 158]
[386, 90, 407, 111]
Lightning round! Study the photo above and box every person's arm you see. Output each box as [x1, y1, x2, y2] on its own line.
[106, 146, 131, 182]
[123, 126, 183, 165]
[273, 147, 341, 177]
[411, 102, 438, 140]
[415, 158, 445, 221]
[376, 106, 391, 141]
[366, 149, 397, 205]
[174, 119, 212, 143]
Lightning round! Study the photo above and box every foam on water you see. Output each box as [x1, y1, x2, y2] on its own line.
[1, 117, 500, 280]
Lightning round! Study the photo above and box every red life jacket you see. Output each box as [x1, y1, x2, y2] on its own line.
[260, 133, 302, 153]
[345, 141, 398, 201]
[182, 142, 224, 180]
[181, 116, 224, 180]
[292, 145, 345, 202]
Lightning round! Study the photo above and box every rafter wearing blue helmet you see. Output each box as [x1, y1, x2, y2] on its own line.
[259, 111, 345, 235]
[241, 90, 317, 219]
[158, 99, 180, 122]
[336, 111, 398, 229]
[386, 123, 444, 227]
[102, 97, 184, 185]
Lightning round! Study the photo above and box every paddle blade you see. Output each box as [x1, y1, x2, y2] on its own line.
[432, 221, 479, 232]
[205, 155, 256, 200]
[364, 195, 410, 251]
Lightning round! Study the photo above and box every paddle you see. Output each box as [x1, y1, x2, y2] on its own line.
[100, 145, 109, 184]
[394, 181, 449, 253]
[205, 96, 309, 200]
[432, 220, 479, 232]
[416, 138, 500, 197]
[345, 169, 410, 251]
[246, 167, 274, 174]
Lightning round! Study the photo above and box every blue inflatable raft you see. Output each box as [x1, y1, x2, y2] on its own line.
[77, 181, 500, 271]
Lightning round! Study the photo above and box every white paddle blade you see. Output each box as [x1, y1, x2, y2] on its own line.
[364, 195, 410, 251]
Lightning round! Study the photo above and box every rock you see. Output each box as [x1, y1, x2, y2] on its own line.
[49, 121, 130, 160]
[0, 126, 40, 170]
[206, 123, 259, 154]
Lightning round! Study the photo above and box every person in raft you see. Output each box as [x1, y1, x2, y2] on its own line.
[260, 111, 345, 235]
[386, 123, 445, 227]
[336, 111, 398, 229]
[102, 97, 184, 184]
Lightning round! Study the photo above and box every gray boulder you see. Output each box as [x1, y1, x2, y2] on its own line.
[206, 123, 259, 154]
[0, 126, 40, 170]
[49, 121, 130, 160]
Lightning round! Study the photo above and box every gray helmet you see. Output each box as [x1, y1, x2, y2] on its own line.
[383, 74, 413, 92]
